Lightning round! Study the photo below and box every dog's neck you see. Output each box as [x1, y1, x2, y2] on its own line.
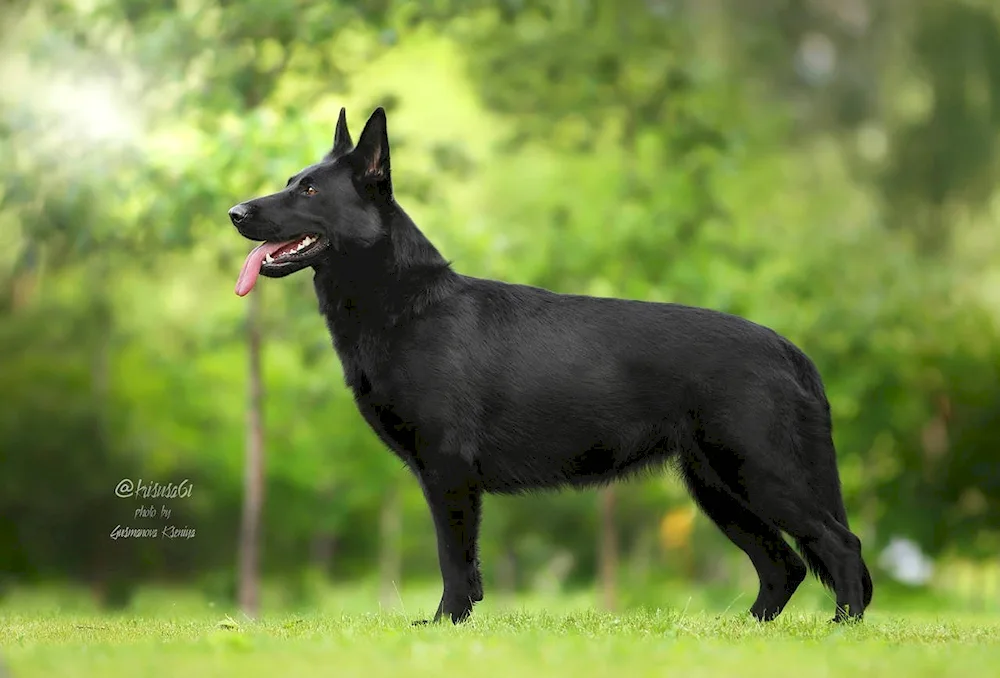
[312, 201, 457, 352]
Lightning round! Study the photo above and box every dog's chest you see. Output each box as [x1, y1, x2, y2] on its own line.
[349, 376, 435, 471]
[340, 351, 442, 469]
[321, 309, 461, 468]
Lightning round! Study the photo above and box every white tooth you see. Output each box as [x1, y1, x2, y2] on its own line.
[265, 253, 273, 263]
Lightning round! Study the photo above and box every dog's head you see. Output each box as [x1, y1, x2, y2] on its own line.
[229, 107, 393, 296]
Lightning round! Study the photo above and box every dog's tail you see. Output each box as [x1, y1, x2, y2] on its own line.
[781, 338, 851, 525]
[780, 337, 873, 608]
[792, 535, 874, 609]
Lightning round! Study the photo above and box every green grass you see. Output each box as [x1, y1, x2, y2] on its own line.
[3, 585, 1000, 678]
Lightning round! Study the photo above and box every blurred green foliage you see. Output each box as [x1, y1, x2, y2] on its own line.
[2, 0, 1000, 608]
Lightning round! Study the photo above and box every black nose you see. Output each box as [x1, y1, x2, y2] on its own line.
[229, 203, 252, 225]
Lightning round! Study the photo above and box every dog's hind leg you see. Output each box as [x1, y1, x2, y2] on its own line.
[679, 451, 807, 621]
[704, 415, 869, 622]
[416, 472, 483, 624]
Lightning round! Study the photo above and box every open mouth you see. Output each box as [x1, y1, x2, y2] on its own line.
[235, 234, 326, 296]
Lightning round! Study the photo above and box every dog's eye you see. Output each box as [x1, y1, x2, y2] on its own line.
[302, 184, 317, 196]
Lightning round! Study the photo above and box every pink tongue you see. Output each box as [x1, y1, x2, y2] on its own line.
[235, 240, 299, 297]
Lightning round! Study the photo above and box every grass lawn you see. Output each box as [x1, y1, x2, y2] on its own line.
[3, 584, 999, 678]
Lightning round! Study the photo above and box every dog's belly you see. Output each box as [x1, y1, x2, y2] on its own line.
[473, 412, 689, 494]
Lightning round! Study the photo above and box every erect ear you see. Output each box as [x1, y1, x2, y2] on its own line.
[351, 107, 390, 185]
[324, 107, 353, 161]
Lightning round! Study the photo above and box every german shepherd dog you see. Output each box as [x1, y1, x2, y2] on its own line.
[229, 107, 873, 624]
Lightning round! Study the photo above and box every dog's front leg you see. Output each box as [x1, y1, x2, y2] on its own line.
[413, 473, 483, 625]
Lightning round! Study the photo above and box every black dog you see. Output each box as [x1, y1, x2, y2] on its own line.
[229, 107, 873, 624]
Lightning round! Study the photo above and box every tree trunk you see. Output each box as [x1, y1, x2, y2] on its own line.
[309, 532, 336, 574]
[238, 290, 265, 617]
[598, 486, 618, 611]
[497, 546, 517, 595]
[310, 485, 337, 575]
[378, 477, 402, 610]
